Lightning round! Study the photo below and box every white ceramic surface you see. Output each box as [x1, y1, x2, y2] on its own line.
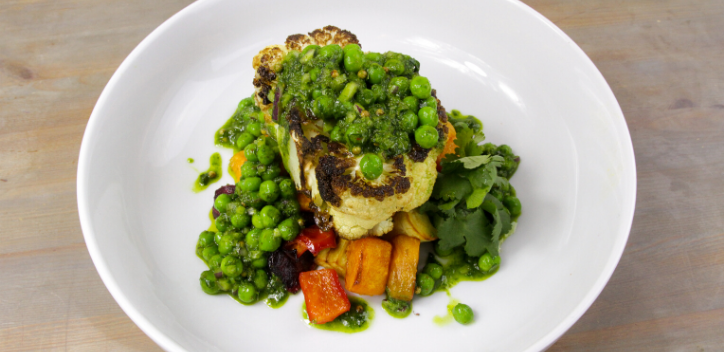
[77, 0, 636, 351]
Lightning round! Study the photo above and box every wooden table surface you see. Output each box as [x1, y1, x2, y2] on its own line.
[1, 0, 723, 350]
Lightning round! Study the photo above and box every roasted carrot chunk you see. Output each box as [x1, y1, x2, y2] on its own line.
[386, 235, 421, 301]
[345, 237, 392, 296]
[436, 121, 457, 168]
[300, 269, 351, 324]
[297, 192, 314, 212]
[229, 151, 247, 183]
[285, 226, 337, 257]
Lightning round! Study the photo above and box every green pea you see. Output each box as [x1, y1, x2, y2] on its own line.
[217, 234, 235, 255]
[246, 122, 262, 137]
[338, 81, 359, 103]
[252, 256, 268, 269]
[260, 163, 281, 181]
[503, 196, 522, 217]
[275, 198, 301, 218]
[201, 246, 219, 262]
[399, 110, 419, 133]
[388, 76, 409, 97]
[384, 59, 405, 76]
[259, 180, 280, 203]
[214, 231, 224, 245]
[243, 144, 258, 162]
[252, 213, 264, 229]
[434, 241, 453, 257]
[423, 263, 443, 280]
[239, 177, 262, 192]
[199, 270, 219, 295]
[402, 96, 419, 113]
[300, 44, 319, 63]
[221, 256, 243, 278]
[346, 123, 368, 146]
[371, 84, 386, 102]
[452, 303, 474, 325]
[415, 125, 439, 149]
[279, 179, 296, 199]
[245, 229, 261, 250]
[238, 97, 254, 109]
[318, 44, 343, 63]
[225, 201, 240, 215]
[259, 228, 281, 252]
[239, 191, 265, 209]
[260, 205, 282, 228]
[367, 64, 386, 84]
[365, 52, 382, 62]
[257, 144, 275, 166]
[418, 106, 439, 127]
[410, 76, 432, 99]
[310, 68, 321, 82]
[312, 95, 334, 119]
[215, 214, 231, 232]
[478, 253, 501, 271]
[278, 218, 301, 241]
[343, 44, 364, 73]
[358, 88, 376, 106]
[208, 254, 223, 269]
[237, 282, 257, 303]
[235, 132, 255, 150]
[253, 270, 269, 290]
[417, 273, 435, 296]
[330, 126, 343, 142]
[421, 96, 437, 110]
[214, 194, 231, 213]
[197, 231, 215, 248]
[241, 160, 259, 178]
[497, 144, 513, 156]
[217, 278, 232, 292]
[360, 154, 383, 180]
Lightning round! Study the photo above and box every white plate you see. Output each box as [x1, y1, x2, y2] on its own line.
[77, 0, 636, 351]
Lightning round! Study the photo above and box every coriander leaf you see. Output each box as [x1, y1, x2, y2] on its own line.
[480, 194, 512, 257]
[431, 174, 472, 203]
[465, 188, 488, 209]
[454, 155, 491, 170]
[463, 213, 492, 257]
[436, 208, 487, 254]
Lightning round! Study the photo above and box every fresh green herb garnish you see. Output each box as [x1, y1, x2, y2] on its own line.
[420, 111, 521, 257]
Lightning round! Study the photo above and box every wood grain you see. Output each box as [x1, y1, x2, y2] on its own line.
[1, 0, 723, 351]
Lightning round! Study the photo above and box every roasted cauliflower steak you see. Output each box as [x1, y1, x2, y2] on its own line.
[251, 26, 449, 240]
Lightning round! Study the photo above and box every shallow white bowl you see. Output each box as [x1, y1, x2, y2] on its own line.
[77, 0, 636, 351]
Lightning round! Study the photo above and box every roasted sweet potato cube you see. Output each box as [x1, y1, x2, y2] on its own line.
[386, 235, 421, 301]
[300, 269, 351, 324]
[345, 237, 392, 296]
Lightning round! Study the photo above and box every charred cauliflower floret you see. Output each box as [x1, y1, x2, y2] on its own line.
[252, 26, 449, 240]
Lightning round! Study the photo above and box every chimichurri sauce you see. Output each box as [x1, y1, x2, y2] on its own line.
[433, 297, 460, 326]
[382, 295, 412, 319]
[429, 249, 499, 293]
[193, 153, 222, 192]
[302, 297, 373, 333]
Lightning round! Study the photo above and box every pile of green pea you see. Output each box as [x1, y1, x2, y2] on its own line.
[274, 43, 443, 179]
[197, 119, 305, 304]
[216, 96, 263, 150]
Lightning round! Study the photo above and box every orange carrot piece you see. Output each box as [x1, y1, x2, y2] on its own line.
[229, 151, 247, 183]
[436, 121, 457, 167]
[300, 269, 351, 324]
[345, 237, 392, 296]
[386, 235, 421, 301]
[297, 192, 313, 212]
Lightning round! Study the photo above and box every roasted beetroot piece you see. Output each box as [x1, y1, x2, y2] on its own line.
[212, 184, 235, 218]
[269, 246, 316, 293]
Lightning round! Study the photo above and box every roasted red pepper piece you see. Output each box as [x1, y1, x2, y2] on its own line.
[286, 226, 337, 257]
[300, 269, 351, 324]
